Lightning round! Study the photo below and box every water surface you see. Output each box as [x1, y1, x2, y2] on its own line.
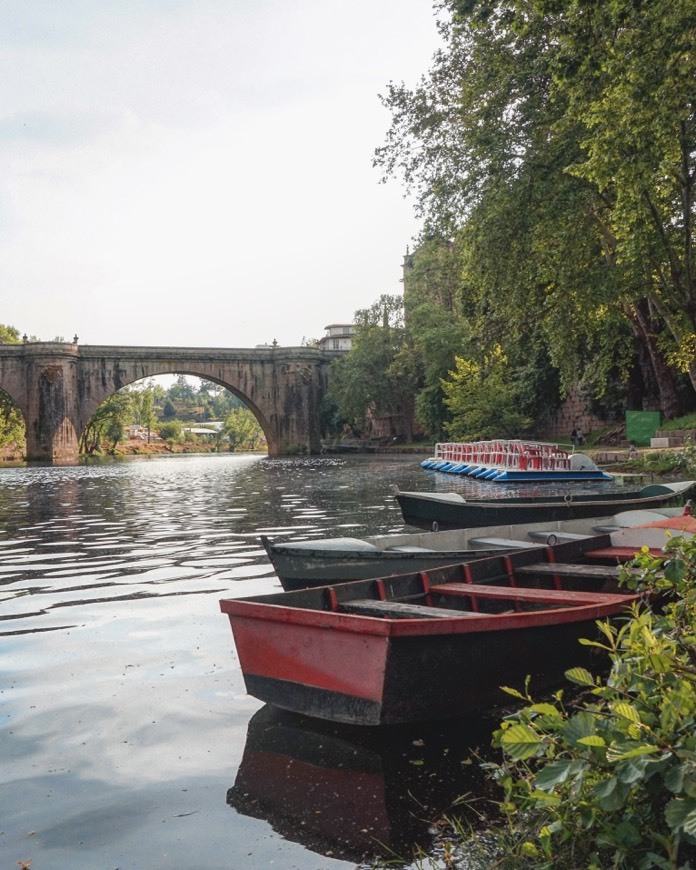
[1, 453, 614, 868]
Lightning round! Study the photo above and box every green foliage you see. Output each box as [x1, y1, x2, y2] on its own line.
[0, 389, 25, 454]
[221, 407, 264, 451]
[620, 442, 696, 477]
[404, 241, 471, 439]
[162, 399, 177, 419]
[0, 324, 26, 457]
[485, 535, 696, 868]
[662, 415, 696, 432]
[326, 295, 419, 438]
[375, 0, 696, 421]
[442, 348, 532, 440]
[168, 374, 196, 402]
[158, 420, 183, 443]
[0, 324, 21, 344]
[130, 382, 157, 440]
[80, 392, 135, 454]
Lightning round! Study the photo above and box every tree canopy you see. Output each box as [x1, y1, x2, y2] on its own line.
[371, 0, 696, 430]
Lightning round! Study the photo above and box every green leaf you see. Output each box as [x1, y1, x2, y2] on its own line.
[534, 758, 575, 791]
[563, 711, 598, 744]
[520, 841, 539, 858]
[613, 821, 642, 847]
[612, 702, 641, 724]
[577, 735, 606, 748]
[665, 797, 696, 835]
[613, 745, 660, 762]
[683, 807, 696, 839]
[593, 776, 630, 811]
[529, 702, 561, 717]
[499, 723, 544, 760]
[616, 756, 651, 784]
[577, 638, 611, 649]
[565, 667, 595, 687]
[593, 776, 618, 800]
[665, 764, 685, 793]
[647, 653, 672, 673]
[500, 685, 527, 700]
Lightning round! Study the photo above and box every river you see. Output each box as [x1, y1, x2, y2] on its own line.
[0, 453, 532, 870]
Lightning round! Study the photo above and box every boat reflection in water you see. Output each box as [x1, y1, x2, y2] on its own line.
[227, 704, 498, 864]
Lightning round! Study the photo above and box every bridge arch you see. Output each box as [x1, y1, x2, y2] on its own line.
[82, 369, 275, 452]
[0, 343, 337, 462]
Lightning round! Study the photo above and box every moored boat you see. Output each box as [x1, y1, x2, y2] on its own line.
[220, 536, 643, 726]
[396, 480, 696, 530]
[422, 440, 612, 482]
[262, 506, 692, 590]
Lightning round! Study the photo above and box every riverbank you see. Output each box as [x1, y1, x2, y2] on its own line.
[1, 436, 690, 481]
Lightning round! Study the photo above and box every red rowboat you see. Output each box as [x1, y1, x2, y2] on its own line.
[220, 536, 643, 726]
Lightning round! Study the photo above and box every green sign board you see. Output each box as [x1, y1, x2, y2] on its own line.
[625, 411, 661, 447]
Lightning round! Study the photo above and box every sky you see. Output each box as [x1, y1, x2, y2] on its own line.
[0, 1, 443, 349]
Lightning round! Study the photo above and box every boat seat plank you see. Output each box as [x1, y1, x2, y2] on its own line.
[339, 599, 475, 619]
[429, 582, 632, 605]
[585, 546, 663, 562]
[468, 537, 541, 549]
[516, 562, 622, 579]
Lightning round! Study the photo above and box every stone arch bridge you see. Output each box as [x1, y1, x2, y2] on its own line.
[0, 342, 340, 463]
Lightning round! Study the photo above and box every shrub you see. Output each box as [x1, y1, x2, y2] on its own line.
[618, 442, 696, 477]
[485, 535, 696, 869]
[158, 420, 184, 443]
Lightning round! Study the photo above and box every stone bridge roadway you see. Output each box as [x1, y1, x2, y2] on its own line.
[0, 342, 339, 463]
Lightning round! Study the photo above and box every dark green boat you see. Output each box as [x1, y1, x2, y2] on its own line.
[395, 480, 696, 530]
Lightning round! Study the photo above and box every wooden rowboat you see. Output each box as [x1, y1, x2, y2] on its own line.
[261, 507, 689, 590]
[395, 480, 695, 530]
[220, 537, 643, 726]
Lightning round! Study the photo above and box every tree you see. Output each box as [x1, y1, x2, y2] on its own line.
[548, 0, 696, 392]
[168, 374, 196, 402]
[0, 389, 25, 455]
[130, 382, 157, 442]
[327, 295, 419, 439]
[80, 392, 134, 454]
[442, 346, 532, 440]
[221, 407, 264, 451]
[0, 324, 21, 344]
[158, 420, 183, 443]
[375, 0, 696, 416]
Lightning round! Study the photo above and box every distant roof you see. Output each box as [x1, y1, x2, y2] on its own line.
[323, 323, 355, 329]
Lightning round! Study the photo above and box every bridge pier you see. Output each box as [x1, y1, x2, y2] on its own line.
[20, 345, 81, 463]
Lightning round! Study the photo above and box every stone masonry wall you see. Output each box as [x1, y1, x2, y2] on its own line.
[544, 385, 611, 440]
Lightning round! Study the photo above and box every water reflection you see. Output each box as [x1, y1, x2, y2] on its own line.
[228, 704, 497, 865]
[5, 453, 525, 638]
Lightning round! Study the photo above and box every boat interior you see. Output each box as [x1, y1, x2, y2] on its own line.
[248, 536, 641, 618]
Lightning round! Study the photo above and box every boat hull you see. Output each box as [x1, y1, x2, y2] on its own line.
[396, 483, 695, 530]
[263, 541, 511, 590]
[232, 617, 609, 725]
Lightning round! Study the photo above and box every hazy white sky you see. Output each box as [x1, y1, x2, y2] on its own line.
[1, 1, 441, 348]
